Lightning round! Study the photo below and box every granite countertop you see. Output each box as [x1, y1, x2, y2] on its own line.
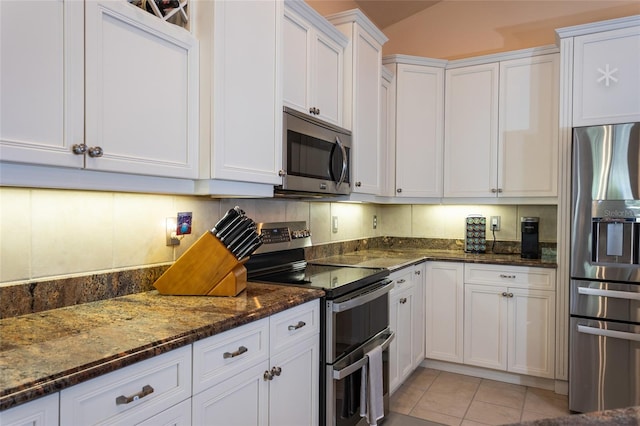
[511, 406, 640, 425]
[311, 248, 557, 271]
[0, 283, 323, 411]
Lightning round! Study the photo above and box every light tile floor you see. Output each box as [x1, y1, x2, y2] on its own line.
[390, 367, 571, 425]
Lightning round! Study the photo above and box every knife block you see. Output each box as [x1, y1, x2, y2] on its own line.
[154, 231, 247, 296]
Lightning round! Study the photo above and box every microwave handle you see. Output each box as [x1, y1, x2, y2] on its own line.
[335, 135, 348, 188]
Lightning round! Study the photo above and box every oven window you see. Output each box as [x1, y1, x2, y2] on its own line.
[287, 130, 350, 182]
[333, 292, 388, 362]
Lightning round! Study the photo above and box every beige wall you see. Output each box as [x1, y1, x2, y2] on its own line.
[307, 0, 639, 60]
[0, 188, 555, 285]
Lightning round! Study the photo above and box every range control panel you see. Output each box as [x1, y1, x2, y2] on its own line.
[254, 221, 312, 253]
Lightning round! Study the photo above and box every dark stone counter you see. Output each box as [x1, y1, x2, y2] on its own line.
[511, 406, 640, 425]
[0, 283, 323, 411]
[311, 248, 557, 271]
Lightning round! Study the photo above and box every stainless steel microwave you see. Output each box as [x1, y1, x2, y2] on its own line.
[276, 107, 352, 197]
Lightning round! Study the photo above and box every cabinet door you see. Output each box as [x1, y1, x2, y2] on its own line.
[192, 360, 269, 426]
[395, 64, 444, 198]
[283, 8, 311, 116]
[498, 54, 559, 197]
[380, 69, 396, 197]
[312, 32, 343, 126]
[0, 393, 59, 426]
[351, 28, 384, 195]
[508, 288, 556, 378]
[84, 0, 198, 178]
[211, 0, 282, 184]
[573, 26, 640, 126]
[388, 269, 413, 393]
[0, 0, 84, 168]
[425, 262, 464, 363]
[269, 336, 319, 426]
[444, 64, 499, 198]
[464, 284, 508, 371]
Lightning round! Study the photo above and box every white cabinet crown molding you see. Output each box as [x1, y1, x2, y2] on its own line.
[382, 54, 447, 68]
[284, 0, 349, 48]
[325, 9, 389, 46]
[446, 45, 559, 69]
[555, 14, 640, 40]
[381, 64, 394, 82]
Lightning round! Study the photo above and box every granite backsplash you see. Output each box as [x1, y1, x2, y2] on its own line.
[1, 237, 556, 319]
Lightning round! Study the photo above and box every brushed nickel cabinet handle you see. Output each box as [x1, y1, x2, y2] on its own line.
[223, 345, 248, 359]
[400, 297, 407, 304]
[288, 321, 306, 331]
[116, 385, 154, 405]
[87, 146, 104, 158]
[264, 370, 273, 381]
[500, 274, 516, 279]
[397, 279, 406, 284]
[72, 143, 87, 155]
[271, 366, 282, 376]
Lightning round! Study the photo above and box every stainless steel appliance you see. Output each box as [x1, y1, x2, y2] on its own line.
[569, 122, 640, 413]
[246, 222, 393, 426]
[276, 107, 352, 197]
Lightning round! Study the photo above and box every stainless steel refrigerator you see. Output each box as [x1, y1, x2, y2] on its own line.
[570, 122, 640, 413]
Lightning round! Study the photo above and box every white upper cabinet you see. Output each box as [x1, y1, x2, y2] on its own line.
[444, 63, 499, 198]
[84, 0, 198, 178]
[328, 10, 388, 196]
[194, 0, 282, 192]
[444, 50, 559, 199]
[1, 0, 199, 180]
[384, 56, 446, 198]
[571, 24, 640, 126]
[283, 1, 347, 127]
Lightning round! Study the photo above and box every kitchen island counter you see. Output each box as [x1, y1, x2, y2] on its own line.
[311, 248, 557, 271]
[0, 283, 323, 411]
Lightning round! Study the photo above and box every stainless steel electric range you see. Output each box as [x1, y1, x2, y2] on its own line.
[245, 221, 394, 426]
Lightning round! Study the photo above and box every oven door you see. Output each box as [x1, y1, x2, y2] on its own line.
[326, 279, 392, 364]
[327, 329, 394, 426]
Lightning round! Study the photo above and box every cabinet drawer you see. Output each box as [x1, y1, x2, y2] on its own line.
[390, 268, 413, 291]
[270, 300, 319, 354]
[193, 317, 269, 395]
[0, 392, 59, 426]
[60, 345, 191, 426]
[464, 264, 555, 290]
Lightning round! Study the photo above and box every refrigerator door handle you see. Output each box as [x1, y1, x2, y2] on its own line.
[577, 325, 640, 342]
[578, 287, 640, 301]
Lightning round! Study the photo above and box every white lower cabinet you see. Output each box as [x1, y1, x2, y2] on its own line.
[463, 264, 556, 379]
[425, 262, 464, 364]
[136, 399, 191, 426]
[60, 345, 192, 425]
[389, 263, 425, 393]
[192, 300, 320, 426]
[0, 393, 59, 426]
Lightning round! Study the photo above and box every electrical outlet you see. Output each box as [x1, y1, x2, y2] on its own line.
[332, 216, 339, 233]
[490, 216, 501, 231]
[373, 215, 377, 230]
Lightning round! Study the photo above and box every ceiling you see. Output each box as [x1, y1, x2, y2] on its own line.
[354, 0, 442, 29]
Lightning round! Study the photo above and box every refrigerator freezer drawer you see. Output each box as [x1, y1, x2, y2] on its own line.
[570, 280, 640, 323]
[569, 317, 640, 413]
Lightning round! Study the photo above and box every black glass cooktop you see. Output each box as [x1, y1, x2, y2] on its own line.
[252, 263, 389, 299]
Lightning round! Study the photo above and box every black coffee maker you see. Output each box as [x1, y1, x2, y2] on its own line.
[521, 217, 539, 259]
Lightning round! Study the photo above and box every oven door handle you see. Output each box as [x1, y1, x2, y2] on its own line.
[332, 280, 393, 313]
[332, 331, 395, 381]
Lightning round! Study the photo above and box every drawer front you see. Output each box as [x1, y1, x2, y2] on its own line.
[193, 317, 269, 395]
[390, 268, 414, 291]
[270, 300, 319, 354]
[464, 264, 555, 290]
[0, 392, 59, 426]
[60, 345, 191, 426]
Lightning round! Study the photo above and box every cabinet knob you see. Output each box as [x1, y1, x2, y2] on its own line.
[278, 170, 286, 177]
[264, 370, 273, 381]
[355, 181, 362, 187]
[415, 270, 421, 275]
[497, 188, 503, 193]
[271, 366, 282, 377]
[508, 292, 514, 298]
[396, 188, 402, 193]
[87, 146, 104, 158]
[72, 144, 87, 155]
[399, 297, 407, 304]
[308, 107, 321, 115]
[491, 188, 498, 193]
[501, 292, 508, 297]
